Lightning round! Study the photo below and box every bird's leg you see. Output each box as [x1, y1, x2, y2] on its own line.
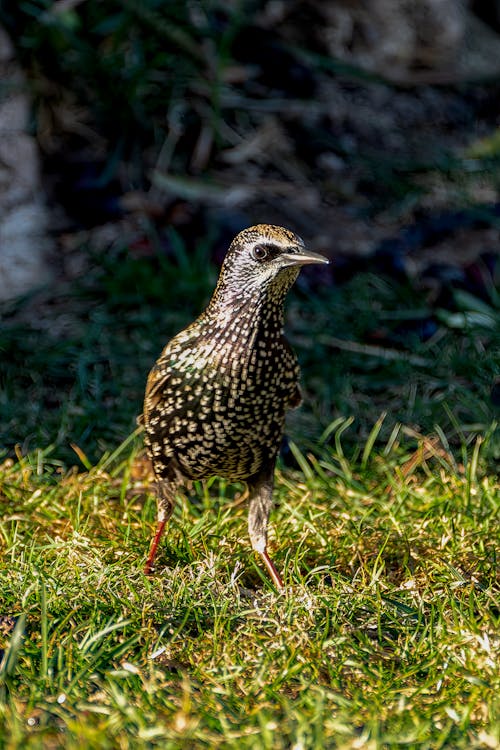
[247, 469, 284, 590]
[144, 479, 175, 575]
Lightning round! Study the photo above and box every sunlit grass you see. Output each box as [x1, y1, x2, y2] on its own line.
[1, 426, 498, 749]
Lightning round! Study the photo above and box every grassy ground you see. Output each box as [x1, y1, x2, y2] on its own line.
[0, 245, 499, 748]
[0, 432, 498, 749]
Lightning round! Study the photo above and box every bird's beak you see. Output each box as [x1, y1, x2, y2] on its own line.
[279, 250, 330, 268]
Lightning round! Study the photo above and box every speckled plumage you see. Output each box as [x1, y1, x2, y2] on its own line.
[142, 224, 328, 588]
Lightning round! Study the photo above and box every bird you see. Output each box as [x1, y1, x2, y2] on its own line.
[141, 224, 329, 589]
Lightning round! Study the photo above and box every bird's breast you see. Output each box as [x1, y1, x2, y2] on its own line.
[144, 312, 300, 481]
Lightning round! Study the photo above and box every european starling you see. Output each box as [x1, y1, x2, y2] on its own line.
[142, 224, 328, 588]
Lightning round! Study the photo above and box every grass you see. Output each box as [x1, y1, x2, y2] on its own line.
[0, 427, 498, 749]
[0, 238, 499, 748]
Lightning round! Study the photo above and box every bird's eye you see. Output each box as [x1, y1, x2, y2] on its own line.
[251, 245, 268, 261]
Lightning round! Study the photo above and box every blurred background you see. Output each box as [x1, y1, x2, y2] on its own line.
[0, 0, 499, 465]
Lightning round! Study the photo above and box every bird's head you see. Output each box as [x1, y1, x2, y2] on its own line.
[212, 224, 329, 309]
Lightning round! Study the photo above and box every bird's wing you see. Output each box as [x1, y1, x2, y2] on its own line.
[143, 362, 173, 415]
[143, 323, 202, 416]
[289, 383, 303, 409]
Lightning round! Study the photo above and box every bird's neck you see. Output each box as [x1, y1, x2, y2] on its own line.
[205, 289, 286, 341]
